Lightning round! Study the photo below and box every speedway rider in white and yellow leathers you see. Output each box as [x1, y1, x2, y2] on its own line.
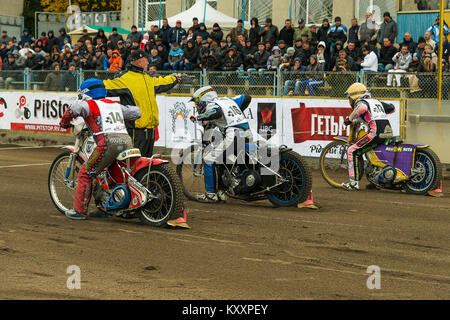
[343, 82, 393, 191]
[189, 86, 252, 202]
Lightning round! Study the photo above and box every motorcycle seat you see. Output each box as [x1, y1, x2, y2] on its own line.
[117, 148, 141, 160]
[386, 136, 403, 145]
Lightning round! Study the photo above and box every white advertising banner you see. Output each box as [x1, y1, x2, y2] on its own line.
[0, 91, 78, 132]
[0, 91, 401, 158]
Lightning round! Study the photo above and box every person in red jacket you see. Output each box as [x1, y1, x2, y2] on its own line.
[59, 78, 141, 219]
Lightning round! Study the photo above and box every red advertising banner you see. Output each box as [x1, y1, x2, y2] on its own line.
[291, 102, 352, 143]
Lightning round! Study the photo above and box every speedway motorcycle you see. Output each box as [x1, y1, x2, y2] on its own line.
[176, 125, 312, 207]
[48, 123, 183, 226]
[319, 122, 442, 195]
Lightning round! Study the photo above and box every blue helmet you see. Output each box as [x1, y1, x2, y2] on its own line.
[80, 78, 107, 99]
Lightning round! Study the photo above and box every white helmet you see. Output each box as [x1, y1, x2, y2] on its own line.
[190, 86, 218, 112]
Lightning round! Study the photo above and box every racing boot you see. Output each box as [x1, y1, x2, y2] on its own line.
[65, 209, 87, 220]
[341, 181, 360, 191]
[196, 192, 221, 203]
[217, 190, 228, 202]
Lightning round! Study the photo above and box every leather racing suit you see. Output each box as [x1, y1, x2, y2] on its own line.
[197, 94, 252, 194]
[347, 94, 393, 182]
[60, 98, 141, 214]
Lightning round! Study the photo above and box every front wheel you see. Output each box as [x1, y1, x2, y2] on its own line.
[135, 164, 184, 227]
[404, 148, 442, 195]
[48, 151, 84, 214]
[266, 150, 312, 207]
[319, 140, 364, 188]
[176, 145, 210, 201]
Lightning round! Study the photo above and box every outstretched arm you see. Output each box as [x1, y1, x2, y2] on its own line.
[120, 104, 141, 121]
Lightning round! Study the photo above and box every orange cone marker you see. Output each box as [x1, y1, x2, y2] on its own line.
[167, 206, 191, 229]
[297, 190, 319, 209]
[428, 180, 443, 198]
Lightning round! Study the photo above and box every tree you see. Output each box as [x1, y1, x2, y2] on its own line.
[40, 0, 121, 13]
[24, 0, 45, 37]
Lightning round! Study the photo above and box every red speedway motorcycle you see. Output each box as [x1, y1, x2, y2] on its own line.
[48, 123, 184, 227]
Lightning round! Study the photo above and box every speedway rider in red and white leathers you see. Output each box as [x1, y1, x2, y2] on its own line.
[59, 78, 141, 219]
[342, 82, 393, 191]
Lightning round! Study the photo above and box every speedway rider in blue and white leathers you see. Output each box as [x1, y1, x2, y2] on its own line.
[189, 86, 252, 203]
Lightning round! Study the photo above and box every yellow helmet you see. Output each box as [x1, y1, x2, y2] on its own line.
[345, 82, 368, 100]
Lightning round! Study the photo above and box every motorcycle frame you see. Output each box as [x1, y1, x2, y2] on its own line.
[61, 127, 167, 211]
[333, 123, 430, 183]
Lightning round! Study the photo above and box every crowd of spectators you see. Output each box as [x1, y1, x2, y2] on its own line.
[1, 12, 450, 96]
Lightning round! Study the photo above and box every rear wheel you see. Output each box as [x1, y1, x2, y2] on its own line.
[266, 150, 312, 207]
[48, 151, 85, 214]
[404, 148, 442, 195]
[135, 164, 184, 227]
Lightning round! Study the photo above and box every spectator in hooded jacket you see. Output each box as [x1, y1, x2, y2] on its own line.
[182, 40, 199, 70]
[163, 42, 184, 70]
[45, 30, 59, 52]
[148, 48, 163, 70]
[299, 55, 324, 96]
[210, 23, 223, 43]
[44, 63, 62, 91]
[93, 29, 107, 47]
[249, 18, 262, 47]
[241, 39, 257, 69]
[107, 50, 123, 71]
[21, 28, 33, 47]
[214, 40, 228, 64]
[58, 28, 71, 48]
[194, 23, 209, 41]
[199, 47, 219, 71]
[267, 46, 283, 70]
[222, 47, 242, 71]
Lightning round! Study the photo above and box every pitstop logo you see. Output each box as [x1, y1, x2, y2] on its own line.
[291, 102, 352, 143]
[0, 97, 6, 118]
[14, 95, 31, 120]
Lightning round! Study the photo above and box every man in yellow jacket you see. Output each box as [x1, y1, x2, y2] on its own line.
[104, 49, 180, 157]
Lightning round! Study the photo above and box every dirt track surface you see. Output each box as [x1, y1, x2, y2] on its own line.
[0, 144, 449, 300]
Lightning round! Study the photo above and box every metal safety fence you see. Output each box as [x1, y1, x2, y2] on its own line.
[2, 69, 450, 101]
[280, 71, 358, 98]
